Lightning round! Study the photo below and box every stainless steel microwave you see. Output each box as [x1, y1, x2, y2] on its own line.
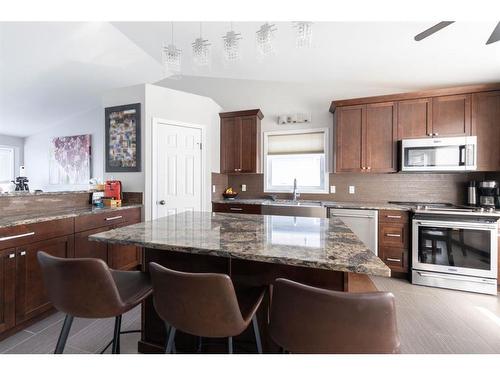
[401, 136, 477, 172]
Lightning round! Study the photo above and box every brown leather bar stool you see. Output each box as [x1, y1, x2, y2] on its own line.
[37, 251, 152, 354]
[149, 262, 265, 354]
[269, 278, 400, 354]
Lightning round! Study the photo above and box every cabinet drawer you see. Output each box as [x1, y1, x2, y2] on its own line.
[74, 207, 141, 232]
[379, 223, 407, 248]
[379, 210, 409, 223]
[0, 218, 74, 251]
[212, 203, 262, 214]
[379, 246, 406, 272]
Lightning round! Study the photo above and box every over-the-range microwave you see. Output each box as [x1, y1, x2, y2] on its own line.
[401, 136, 477, 172]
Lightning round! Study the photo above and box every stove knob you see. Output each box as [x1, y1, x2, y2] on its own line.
[478, 207, 485, 212]
[487, 207, 495, 213]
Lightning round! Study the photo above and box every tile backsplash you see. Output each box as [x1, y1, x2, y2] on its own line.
[214, 172, 487, 205]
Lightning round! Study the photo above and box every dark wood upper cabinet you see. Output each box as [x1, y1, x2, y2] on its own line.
[472, 91, 500, 171]
[220, 109, 263, 174]
[0, 248, 16, 334]
[15, 235, 74, 324]
[336, 103, 397, 173]
[397, 98, 431, 139]
[336, 105, 364, 172]
[365, 102, 398, 173]
[431, 94, 471, 137]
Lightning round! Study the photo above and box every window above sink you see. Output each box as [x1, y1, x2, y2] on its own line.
[263, 128, 329, 194]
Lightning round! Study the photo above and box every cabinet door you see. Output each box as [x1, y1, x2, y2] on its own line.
[472, 91, 500, 171]
[74, 226, 112, 262]
[431, 94, 471, 136]
[220, 117, 241, 173]
[336, 105, 364, 172]
[239, 116, 258, 173]
[0, 249, 16, 334]
[365, 102, 398, 173]
[15, 235, 74, 324]
[397, 98, 431, 139]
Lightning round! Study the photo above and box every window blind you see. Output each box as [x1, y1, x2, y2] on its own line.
[267, 131, 325, 155]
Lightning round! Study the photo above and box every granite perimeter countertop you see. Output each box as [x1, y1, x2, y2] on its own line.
[0, 190, 91, 198]
[0, 204, 143, 229]
[212, 198, 412, 211]
[90, 211, 391, 277]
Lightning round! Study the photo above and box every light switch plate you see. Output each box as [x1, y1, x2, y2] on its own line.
[212, 185, 216, 193]
[241, 184, 247, 192]
[330, 185, 336, 194]
[349, 186, 355, 194]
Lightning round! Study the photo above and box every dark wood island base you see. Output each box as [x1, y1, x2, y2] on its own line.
[137, 248, 378, 354]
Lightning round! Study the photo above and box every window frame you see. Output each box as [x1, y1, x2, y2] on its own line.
[0, 146, 15, 184]
[263, 128, 330, 194]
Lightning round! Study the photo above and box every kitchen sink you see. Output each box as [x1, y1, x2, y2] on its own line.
[262, 200, 326, 218]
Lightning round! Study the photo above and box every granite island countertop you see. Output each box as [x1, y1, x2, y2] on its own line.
[90, 211, 391, 277]
[0, 204, 143, 229]
[212, 198, 412, 211]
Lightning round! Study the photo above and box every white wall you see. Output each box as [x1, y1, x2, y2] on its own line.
[158, 76, 336, 170]
[24, 108, 103, 191]
[0, 134, 24, 191]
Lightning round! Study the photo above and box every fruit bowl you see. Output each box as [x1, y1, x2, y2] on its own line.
[222, 192, 239, 200]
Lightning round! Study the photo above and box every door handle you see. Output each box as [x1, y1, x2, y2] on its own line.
[0, 232, 35, 242]
[159, 200, 166, 206]
[105, 216, 123, 221]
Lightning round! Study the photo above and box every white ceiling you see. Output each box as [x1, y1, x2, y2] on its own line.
[1, 21, 499, 137]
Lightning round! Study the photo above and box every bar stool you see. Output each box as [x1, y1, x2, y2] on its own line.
[37, 251, 152, 354]
[149, 262, 265, 354]
[269, 278, 400, 354]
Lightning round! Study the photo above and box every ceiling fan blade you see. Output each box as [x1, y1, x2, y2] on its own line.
[414, 21, 455, 41]
[486, 22, 500, 45]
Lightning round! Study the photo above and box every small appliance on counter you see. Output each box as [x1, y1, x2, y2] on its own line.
[467, 180, 477, 206]
[103, 180, 122, 207]
[11, 166, 29, 191]
[222, 187, 238, 200]
[478, 181, 499, 209]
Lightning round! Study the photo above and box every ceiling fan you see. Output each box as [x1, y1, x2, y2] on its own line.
[414, 21, 500, 45]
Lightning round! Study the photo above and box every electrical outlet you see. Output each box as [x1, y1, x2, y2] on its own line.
[349, 186, 355, 194]
[241, 184, 247, 192]
[212, 185, 216, 193]
[330, 185, 336, 194]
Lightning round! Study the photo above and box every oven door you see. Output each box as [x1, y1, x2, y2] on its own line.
[401, 136, 477, 172]
[412, 219, 498, 279]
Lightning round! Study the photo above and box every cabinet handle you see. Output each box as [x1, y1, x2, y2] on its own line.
[361, 167, 366, 170]
[427, 133, 432, 136]
[105, 216, 123, 221]
[20, 251, 26, 256]
[0, 232, 35, 242]
[433, 133, 439, 136]
[8, 253, 15, 259]
[386, 233, 401, 237]
[386, 257, 401, 262]
[367, 166, 371, 170]
[386, 215, 402, 219]
[229, 208, 243, 211]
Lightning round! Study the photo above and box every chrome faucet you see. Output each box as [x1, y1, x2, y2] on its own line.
[292, 178, 300, 202]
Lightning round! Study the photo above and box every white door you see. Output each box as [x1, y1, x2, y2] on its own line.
[155, 123, 203, 219]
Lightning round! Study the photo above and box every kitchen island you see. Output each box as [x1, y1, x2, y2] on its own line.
[90, 211, 390, 353]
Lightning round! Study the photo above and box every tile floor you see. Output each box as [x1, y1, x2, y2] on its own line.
[1, 277, 499, 354]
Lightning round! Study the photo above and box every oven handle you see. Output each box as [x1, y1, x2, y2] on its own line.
[414, 220, 498, 230]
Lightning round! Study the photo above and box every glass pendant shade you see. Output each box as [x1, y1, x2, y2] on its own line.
[222, 29, 242, 61]
[256, 23, 277, 56]
[294, 22, 313, 48]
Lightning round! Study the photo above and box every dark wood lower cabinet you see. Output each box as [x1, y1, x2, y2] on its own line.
[15, 235, 74, 325]
[0, 248, 16, 334]
[108, 243, 141, 271]
[74, 226, 113, 263]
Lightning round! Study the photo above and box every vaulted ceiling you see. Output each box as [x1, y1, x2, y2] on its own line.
[1, 21, 499, 137]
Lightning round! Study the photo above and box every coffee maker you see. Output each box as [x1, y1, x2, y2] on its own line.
[477, 181, 499, 209]
[11, 166, 29, 191]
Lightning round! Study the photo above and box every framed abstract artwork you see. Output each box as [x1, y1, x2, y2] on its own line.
[105, 103, 141, 172]
[49, 134, 91, 185]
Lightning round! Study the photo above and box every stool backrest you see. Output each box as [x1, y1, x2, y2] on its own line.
[37, 251, 124, 318]
[269, 278, 400, 354]
[149, 262, 246, 337]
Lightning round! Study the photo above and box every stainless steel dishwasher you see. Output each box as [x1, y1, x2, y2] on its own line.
[327, 208, 378, 255]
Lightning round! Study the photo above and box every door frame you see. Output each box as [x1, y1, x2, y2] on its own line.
[150, 118, 207, 220]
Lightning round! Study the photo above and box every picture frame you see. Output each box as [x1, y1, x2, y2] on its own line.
[105, 103, 141, 172]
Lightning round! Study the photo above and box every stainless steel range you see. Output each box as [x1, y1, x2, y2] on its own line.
[411, 205, 499, 295]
